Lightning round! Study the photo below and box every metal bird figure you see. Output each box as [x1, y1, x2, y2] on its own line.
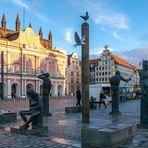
[73, 32, 86, 48]
[80, 12, 89, 22]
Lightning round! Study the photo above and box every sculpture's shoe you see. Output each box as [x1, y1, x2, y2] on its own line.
[20, 124, 29, 130]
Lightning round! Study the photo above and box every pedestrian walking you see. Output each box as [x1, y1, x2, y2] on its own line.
[99, 91, 107, 108]
[76, 87, 81, 106]
[11, 92, 16, 99]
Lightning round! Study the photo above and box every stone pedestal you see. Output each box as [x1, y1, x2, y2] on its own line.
[81, 123, 132, 148]
[0, 112, 17, 123]
[11, 125, 48, 136]
[65, 107, 82, 113]
[109, 111, 121, 116]
[137, 124, 148, 129]
[43, 112, 52, 117]
[90, 102, 97, 109]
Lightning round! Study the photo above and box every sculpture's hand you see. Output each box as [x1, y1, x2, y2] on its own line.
[128, 78, 131, 81]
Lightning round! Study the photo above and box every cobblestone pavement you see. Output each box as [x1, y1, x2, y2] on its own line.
[0, 98, 148, 147]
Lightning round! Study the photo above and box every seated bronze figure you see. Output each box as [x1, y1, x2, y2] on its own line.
[20, 88, 43, 129]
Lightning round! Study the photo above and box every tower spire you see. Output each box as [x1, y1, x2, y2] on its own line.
[1, 13, 6, 29]
[48, 30, 52, 49]
[39, 27, 43, 39]
[48, 30, 52, 40]
[29, 22, 32, 28]
[16, 14, 20, 31]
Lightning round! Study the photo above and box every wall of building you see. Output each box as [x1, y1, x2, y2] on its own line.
[0, 27, 67, 99]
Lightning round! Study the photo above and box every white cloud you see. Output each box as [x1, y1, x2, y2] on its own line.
[67, 0, 128, 29]
[11, 0, 50, 24]
[12, 0, 29, 9]
[112, 31, 123, 41]
[117, 47, 148, 66]
[65, 29, 73, 43]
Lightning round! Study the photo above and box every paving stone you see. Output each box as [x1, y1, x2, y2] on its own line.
[0, 99, 148, 147]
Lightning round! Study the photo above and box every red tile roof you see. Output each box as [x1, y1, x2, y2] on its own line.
[111, 54, 140, 72]
[89, 59, 99, 65]
[111, 54, 133, 69]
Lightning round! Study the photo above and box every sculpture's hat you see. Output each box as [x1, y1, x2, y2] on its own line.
[142, 60, 148, 66]
[45, 73, 49, 77]
[115, 71, 120, 75]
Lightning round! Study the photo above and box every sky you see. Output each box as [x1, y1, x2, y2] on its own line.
[0, 0, 148, 66]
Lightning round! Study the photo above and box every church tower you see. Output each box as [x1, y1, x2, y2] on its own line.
[48, 31, 52, 49]
[39, 27, 43, 39]
[1, 13, 6, 30]
[16, 14, 20, 31]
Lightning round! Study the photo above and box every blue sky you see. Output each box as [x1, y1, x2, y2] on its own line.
[0, 0, 148, 66]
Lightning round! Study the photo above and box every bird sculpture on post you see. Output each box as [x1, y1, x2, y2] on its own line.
[80, 12, 89, 22]
[73, 32, 86, 48]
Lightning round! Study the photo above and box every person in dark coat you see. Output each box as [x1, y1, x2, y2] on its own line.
[76, 87, 81, 106]
[99, 91, 107, 108]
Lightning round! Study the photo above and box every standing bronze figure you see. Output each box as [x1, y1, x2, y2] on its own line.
[139, 60, 148, 126]
[37, 72, 51, 116]
[110, 71, 131, 115]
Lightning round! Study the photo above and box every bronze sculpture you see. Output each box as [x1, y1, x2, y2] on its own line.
[37, 72, 51, 116]
[139, 60, 148, 125]
[20, 88, 43, 129]
[110, 71, 131, 114]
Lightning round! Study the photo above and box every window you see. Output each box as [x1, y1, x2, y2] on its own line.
[11, 54, 15, 59]
[16, 66, 19, 73]
[11, 65, 14, 73]
[16, 55, 19, 60]
[26, 68, 29, 73]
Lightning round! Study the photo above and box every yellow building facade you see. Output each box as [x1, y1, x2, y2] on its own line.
[0, 14, 67, 99]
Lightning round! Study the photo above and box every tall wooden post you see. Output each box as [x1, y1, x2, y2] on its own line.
[81, 22, 90, 123]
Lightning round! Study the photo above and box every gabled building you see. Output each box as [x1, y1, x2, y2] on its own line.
[89, 59, 99, 84]
[89, 45, 140, 92]
[66, 52, 81, 96]
[0, 14, 67, 99]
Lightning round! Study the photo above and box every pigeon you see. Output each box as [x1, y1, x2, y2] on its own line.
[80, 12, 89, 21]
[73, 32, 86, 48]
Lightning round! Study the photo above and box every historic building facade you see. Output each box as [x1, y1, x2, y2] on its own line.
[66, 52, 81, 96]
[89, 45, 140, 91]
[0, 14, 67, 99]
